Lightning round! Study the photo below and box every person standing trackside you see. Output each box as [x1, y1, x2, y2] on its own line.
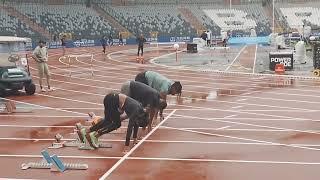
[100, 36, 107, 54]
[31, 40, 53, 92]
[119, 33, 124, 46]
[136, 34, 146, 63]
[108, 34, 113, 47]
[61, 34, 66, 56]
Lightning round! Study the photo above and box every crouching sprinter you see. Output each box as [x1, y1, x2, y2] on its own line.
[135, 70, 182, 120]
[121, 80, 167, 133]
[79, 93, 149, 153]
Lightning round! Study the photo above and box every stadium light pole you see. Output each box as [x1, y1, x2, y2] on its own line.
[272, 0, 275, 34]
[230, 0, 232, 9]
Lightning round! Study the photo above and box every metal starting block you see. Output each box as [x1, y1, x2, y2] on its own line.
[21, 162, 51, 170]
[48, 140, 112, 150]
[48, 133, 112, 150]
[21, 150, 88, 172]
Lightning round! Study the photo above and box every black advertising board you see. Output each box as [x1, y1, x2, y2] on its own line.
[269, 51, 294, 70]
[187, 43, 197, 53]
[313, 43, 320, 69]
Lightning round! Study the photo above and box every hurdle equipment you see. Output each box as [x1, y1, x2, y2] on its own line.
[173, 43, 180, 62]
[67, 54, 94, 77]
[21, 150, 88, 172]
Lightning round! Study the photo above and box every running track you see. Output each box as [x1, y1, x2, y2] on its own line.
[1, 45, 320, 180]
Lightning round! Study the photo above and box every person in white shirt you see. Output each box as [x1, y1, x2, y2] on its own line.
[206, 30, 211, 46]
[32, 40, 52, 92]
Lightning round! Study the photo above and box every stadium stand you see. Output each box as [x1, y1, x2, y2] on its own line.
[99, 4, 197, 36]
[0, 6, 42, 39]
[202, 4, 271, 36]
[0, 0, 275, 41]
[14, 4, 116, 39]
[278, 3, 320, 32]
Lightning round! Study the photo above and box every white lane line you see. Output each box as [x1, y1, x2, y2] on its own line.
[99, 110, 177, 180]
[34, 93, 102, 106]
[236, 99, 247, 102]
[0, 154, 121, 159]
[0, 107, 102, 110]
[170, 109, 318, 112]
[0, 97, 86, 116]
[221, 128, 302, 132]
[0, 115, 86, 118]
[3, 136, 320, 148]
[0, 178, 40, 180]
[169, 116, 320, 122]
[231, 106, 243, 109]
[292, 144, 320, 147]
[0, 112, 316, 122]
[172, 113, 320, 135]
[253, 44, 258, 74]
[33, 83, 105, 97]
[179, 128, 297, 132]
[223, 114, 237, 118]
[0, 138, 274, 145]
[0, 125, 319, 132]
[29, 69, 114, 91]
[174, 103, 312, 120]
[215, 126, 231, 130]
[242, 91, 261, 95]
[0, 125, 77, 128]
[0, 137, 125, 142]
[127, 157, 320, 165]
[162, 126, 320, 152]
[226, 45, 247, 72]
[2, 154, 320, 165]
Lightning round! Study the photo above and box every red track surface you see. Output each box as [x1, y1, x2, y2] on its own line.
[1, 45, 320, 180]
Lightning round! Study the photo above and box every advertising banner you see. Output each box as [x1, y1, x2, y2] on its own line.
[269, 51, 294, 70]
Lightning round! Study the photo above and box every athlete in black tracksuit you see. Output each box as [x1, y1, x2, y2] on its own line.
[136, 34, 146, 56]
[121, 81, 161, 109]
[120, 81, 167, 131]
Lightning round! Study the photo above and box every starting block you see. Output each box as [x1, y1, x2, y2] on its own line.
[48, 130, 112, 150]
[21, 150, 88, 172]
[49, 139, 112, 150]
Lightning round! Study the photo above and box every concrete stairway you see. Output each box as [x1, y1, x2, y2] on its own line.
[92, 4, 132, 37]
[178, 7, 205, 31]
[263, 4, 283, 33]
